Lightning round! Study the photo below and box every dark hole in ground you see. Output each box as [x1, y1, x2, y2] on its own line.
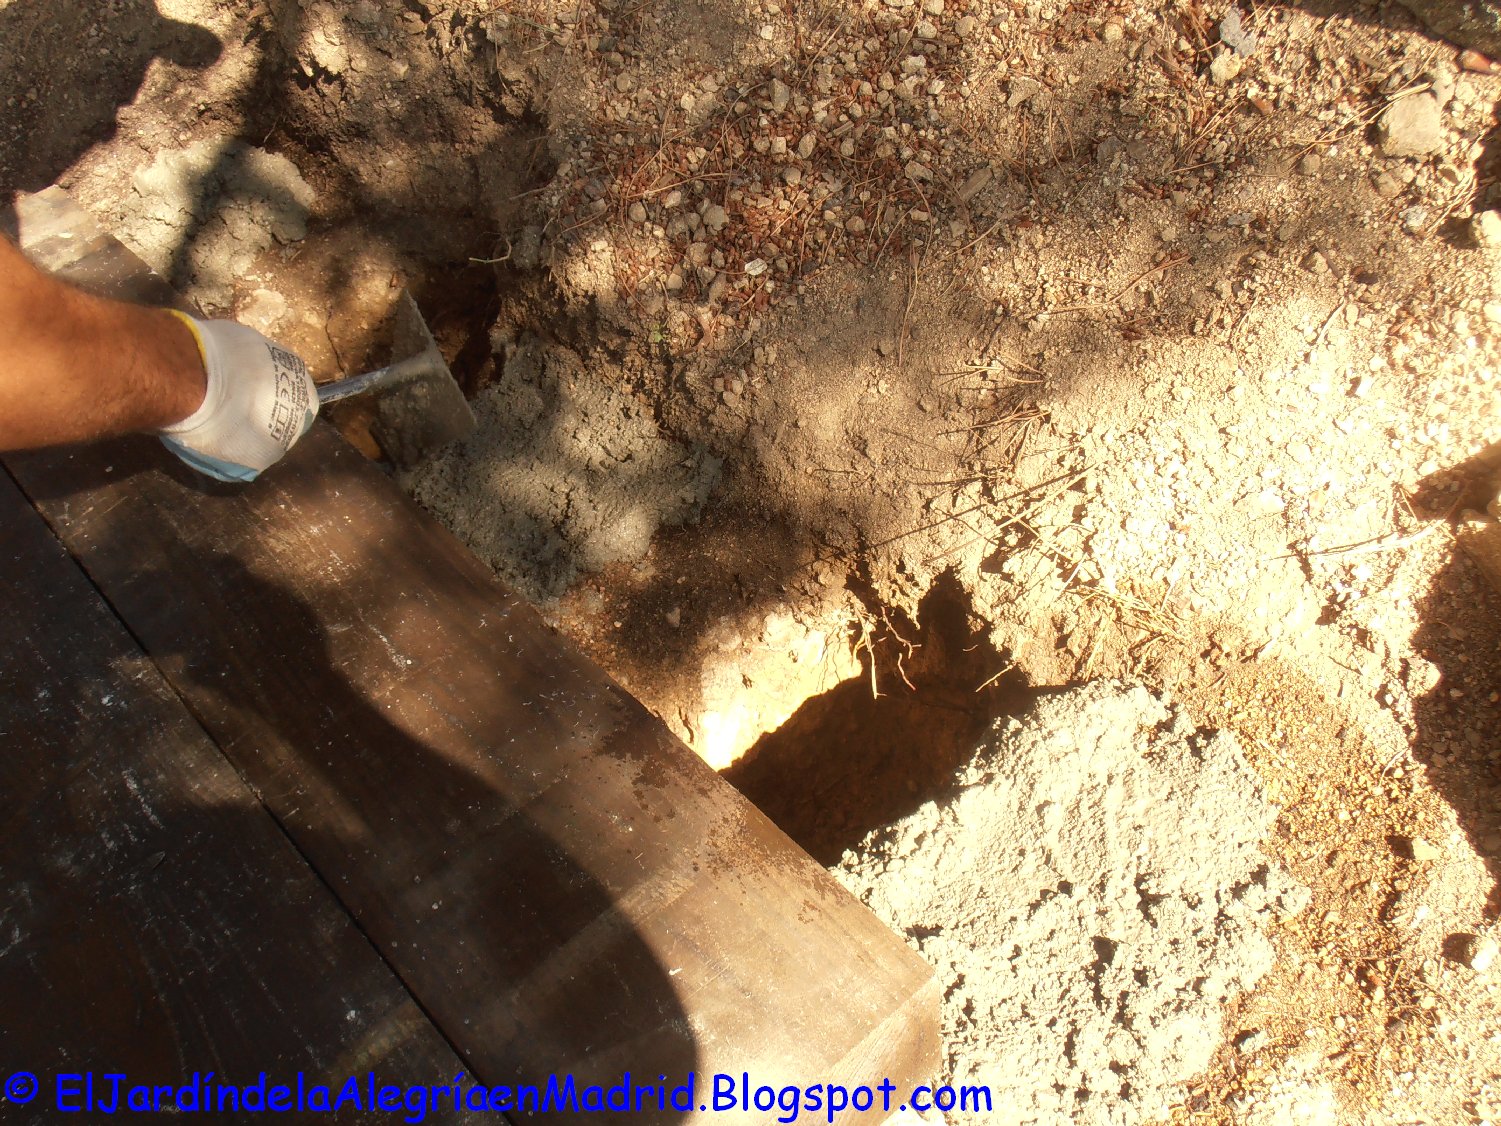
[725, 571, 1031, 865]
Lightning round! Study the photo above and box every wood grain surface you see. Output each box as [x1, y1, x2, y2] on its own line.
[0, 468, 474, 1119]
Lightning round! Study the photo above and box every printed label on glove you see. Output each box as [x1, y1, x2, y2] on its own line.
[266, 344, 312, 449]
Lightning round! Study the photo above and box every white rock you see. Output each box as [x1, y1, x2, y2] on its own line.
[1377, 93, 1444, 157]
[1472, 209, 1501, 249]
[1468, 936, 1500, 973]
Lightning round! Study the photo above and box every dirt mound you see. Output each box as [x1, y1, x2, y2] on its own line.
[401, 334, 720, 601]
[837, 680, 1309, 1126]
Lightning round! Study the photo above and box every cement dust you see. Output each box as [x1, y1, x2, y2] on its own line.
[837, 681, 1309, 1126]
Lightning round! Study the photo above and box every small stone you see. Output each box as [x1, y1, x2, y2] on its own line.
[1376, 93, 1444, 157]
[957, 166, 993, 202]
[921, 0, 943, 13]
[703, 203, 729, 231]
[955, 14, 977, 37]
[1303, 249, 1330, 275]
[916, 20, 937, 38]
[1471, 209, 1501, 249]
[1007, 77, 1041, 108]
[904, 160, 933, 181]
[1406, 837, 1442, 863]
[665, 607, 682, 628]
[1370, 169, 1402, 198]
[845, 216, 867, 233]
[782, 166, 802, 186]
[876, 340, 894, 356]
[769, 78, 791, 113]
[1484, 302, 1501, 324]
[628, 201, 648, 223]
[744, 258, 768, 276]
[615, 72, 635, 92]
[1402, 205, 1429, 234]
[1209, 51, 1243, 85]
[1102, 18, 1124, 42]
[797, 132, 817, 159]
[1457, 934, 1499, 973]
[1234, 1030, 1268, 1054]
[1461, 49, 1501, 76]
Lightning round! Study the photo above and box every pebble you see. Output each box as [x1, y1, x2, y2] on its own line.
[1371, 169, 1401, 198]
[615, 73, 634, 92]
[1007, 77, 1041, 108]
[770, 78, 791, 114]
[845, 216, 867, 233]
[1406, 837, 1443, 863]
[797, 132, 817, 159]
[1402, 205, 1429, 234]
[783, 166, 802, 186]
[1377, 93, 1444, 157]
[703, 204, 729, 231]
[1209, 52, 1243, 84]
[628, 201, 647, 223]
[665, 607, 682, 628]
[1460, 935, 1499, 973]
[1234, 1030, 1269, 1054]
[1102, 18, 1124, 43]
[957, 165, 992, 202]
[1303, 249, 1330, 275]
[1297, 152, 1322, 176]
[1471, 209, 1501, 249]
[955, 14, 977, 37]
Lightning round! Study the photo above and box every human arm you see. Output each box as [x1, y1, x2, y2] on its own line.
[0, 234, 318, 481]
[0, 234, 207, 448]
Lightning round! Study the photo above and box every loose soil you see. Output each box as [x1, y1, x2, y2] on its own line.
[7, 0, 1501, 1121]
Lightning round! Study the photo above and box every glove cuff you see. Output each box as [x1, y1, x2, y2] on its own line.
[159, 311, 227, 434]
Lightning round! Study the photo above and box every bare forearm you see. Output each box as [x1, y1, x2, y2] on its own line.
[0, 236, 205, 451]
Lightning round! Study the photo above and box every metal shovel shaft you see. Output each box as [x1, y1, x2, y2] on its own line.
[316, 353, 440, 405]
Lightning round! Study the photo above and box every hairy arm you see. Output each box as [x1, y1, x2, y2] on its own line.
[0, 235, 206, 450]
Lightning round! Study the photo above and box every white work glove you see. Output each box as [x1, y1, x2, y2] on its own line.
[157, 313, 319, 483]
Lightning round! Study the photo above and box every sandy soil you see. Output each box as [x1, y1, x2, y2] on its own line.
[6, 0, 1501, 1121]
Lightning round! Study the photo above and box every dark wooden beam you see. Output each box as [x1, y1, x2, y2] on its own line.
[0, 469, 473, 1115]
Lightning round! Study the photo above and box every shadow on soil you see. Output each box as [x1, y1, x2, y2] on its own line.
[1409, 449, 1501, 920]
[726, 572, 1032, 864]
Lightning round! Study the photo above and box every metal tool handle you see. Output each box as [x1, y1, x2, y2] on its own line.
[316, 354, 434, 405]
